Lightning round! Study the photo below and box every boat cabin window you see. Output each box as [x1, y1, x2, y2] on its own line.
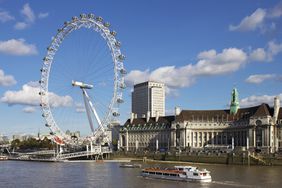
[178, 168, 183, 171]
[193, 173, 198, 176]
[156, 172, 162, 175]
[149, 172, 155, 174]
[164, 173, 169, 176]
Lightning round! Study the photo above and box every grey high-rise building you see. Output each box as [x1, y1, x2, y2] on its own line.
[132, 81, 165, 118]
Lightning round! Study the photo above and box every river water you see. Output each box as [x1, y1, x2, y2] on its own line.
[0, 161, 281, 188]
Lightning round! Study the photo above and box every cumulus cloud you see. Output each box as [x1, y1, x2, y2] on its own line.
[229, 8, 266, 32]
[0, 69, 17, 86]
[240, 93, 282, 107]
[124, 69, 150, 87]
[249, 41, 282, 62]
[38, 12, 49, 19]
[125, 48, 247, 93]
[22, 106, 36, 113]
[230, 2, 282, 32]
[267, 41, 282, 61]
[0, 39, 37, 56]
[126, 40, 282, 96]
[0, 10, 15, 23]
[1, 81, 73, 108]
[245, 74, 278, 84]
[249, 48, 267, 62]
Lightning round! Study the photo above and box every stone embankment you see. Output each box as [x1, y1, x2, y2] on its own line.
[111, 151, 282, 166]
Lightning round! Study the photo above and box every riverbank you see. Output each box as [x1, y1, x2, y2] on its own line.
[110, 152, 282, 166]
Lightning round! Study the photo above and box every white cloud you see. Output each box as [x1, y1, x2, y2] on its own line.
[229, 8, 266, 32]
[267, 41, 282, 61]
[14, 3, 40, 30]
[0, 10, 15, 23]
[21, 3, 35, 23]
[1, 81, 73, 108]
[0, 69, 17, 86]
[267, 2, 282, 18]
[249, 41, 282, 62]
[229, 2, 282, 33]
[192, 48, 247, 76]
[240, 93, 282, 107]
[14, 22, 28, 30]
[125, 48, 247, 94]
[22, 106, 36, 113]
[245, 74, 277, 84]
[249, 48, 266, 62]
[124, 69, 150, 87]
[0, 39, 37, 56]
[38, 12, 49, 19]
[75, 103, 85, 113]
[126, 40, 282, 97]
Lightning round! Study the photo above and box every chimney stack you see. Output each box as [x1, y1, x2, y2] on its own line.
[156, 111, 159, 122]
[175, 106, 181, 116]
[146, 111, 151, 123]
[130, 113, 135, 124]
[273, 96, 280, 124]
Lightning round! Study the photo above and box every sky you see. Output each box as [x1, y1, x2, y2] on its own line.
[0, 0, 282, 136]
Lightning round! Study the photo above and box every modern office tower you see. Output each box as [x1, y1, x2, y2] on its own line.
[132, 81, 165, 118]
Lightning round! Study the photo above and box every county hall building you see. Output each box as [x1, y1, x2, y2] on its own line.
[119, 84, 282, 154]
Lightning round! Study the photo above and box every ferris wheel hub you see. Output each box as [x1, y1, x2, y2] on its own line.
[72, 80, 93, 89]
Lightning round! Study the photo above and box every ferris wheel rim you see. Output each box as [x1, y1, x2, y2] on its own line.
[39, 13, 126, 145]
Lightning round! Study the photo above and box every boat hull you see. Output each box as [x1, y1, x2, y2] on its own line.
[141, 173, 212, 182]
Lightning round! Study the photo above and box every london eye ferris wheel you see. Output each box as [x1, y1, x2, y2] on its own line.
[39, 13, 126, 146]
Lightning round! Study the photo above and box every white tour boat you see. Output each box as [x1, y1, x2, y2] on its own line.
[141, 165, 212, 182]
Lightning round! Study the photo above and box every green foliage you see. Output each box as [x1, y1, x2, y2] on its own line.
[11, 137, 54, 150]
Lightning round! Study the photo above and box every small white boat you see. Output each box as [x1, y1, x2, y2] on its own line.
[120, 163, 142, 168]
[141, 165, 212, 182]
[0, 155, 8, 160]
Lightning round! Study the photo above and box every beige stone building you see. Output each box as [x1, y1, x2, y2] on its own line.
[120, 88, 282, 154]
[132, 81, 165, 118]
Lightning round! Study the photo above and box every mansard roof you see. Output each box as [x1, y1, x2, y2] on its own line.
[123, 116, 175, 126]
[121, 116, 174, 131]
[175, 103, 273, 122]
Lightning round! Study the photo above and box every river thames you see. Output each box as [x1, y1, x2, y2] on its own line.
[0, 161, 281, 188]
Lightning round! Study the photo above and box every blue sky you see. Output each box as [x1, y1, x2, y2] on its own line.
[0, 0, 281, 136]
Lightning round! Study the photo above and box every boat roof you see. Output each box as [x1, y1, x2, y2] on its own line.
[143, 168, 183, 174]
[174, 166, 196, 169]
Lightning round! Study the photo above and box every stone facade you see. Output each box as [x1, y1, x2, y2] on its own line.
[119, 116, 173, 151]
[120, 98, 282, 154]
[132, 81, 165, 118]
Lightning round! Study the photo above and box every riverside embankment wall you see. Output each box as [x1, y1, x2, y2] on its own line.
[111, 152, 282, 166]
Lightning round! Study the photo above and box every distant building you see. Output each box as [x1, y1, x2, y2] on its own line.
[132, 81, 165, 118]
[120, 88, 282, 154]
[65, 130, 80, 138]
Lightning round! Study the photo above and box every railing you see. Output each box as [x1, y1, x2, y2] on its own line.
[23, 150, 55, 155]
[56, 146, 112, 160]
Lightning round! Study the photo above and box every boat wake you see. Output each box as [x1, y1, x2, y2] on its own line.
[212, 181, 255, 187]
